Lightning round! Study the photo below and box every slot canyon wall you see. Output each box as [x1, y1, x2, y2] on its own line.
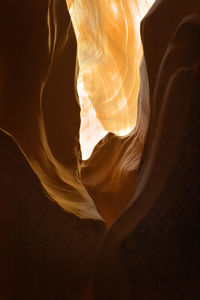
[0, 0, 200, 299]
[93, 1, 200, 299]
[0, 1, 105, 299]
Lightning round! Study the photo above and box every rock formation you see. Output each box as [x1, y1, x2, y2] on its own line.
[0, 0, 200, 299]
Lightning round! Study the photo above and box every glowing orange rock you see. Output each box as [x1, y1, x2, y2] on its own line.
[67, 0, 154, 159]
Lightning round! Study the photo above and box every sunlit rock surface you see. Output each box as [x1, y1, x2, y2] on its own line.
[81, 57, 150, 225]
[67, 0, 154, 159]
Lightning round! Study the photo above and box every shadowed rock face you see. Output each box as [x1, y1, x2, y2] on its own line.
[0, 0, 102, 220]
[0, 0, 200, 299]
[0, 130, 105, 299]
[0, 1, 105, 299]
[93, 1, 200, 299]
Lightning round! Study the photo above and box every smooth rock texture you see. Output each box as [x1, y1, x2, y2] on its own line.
[93, 2, 200, 299]
[0, 130, 105, 299]
[0, 0, 200, 299]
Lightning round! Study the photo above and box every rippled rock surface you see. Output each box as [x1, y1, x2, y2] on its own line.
[0, 0, 200, 299]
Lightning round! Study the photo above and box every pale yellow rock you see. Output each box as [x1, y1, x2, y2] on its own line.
[67, 0, 154, 159]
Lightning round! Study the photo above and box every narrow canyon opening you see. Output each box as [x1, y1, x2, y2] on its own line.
[64, 0, 155, 224]
[67, 0, 154, 160]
